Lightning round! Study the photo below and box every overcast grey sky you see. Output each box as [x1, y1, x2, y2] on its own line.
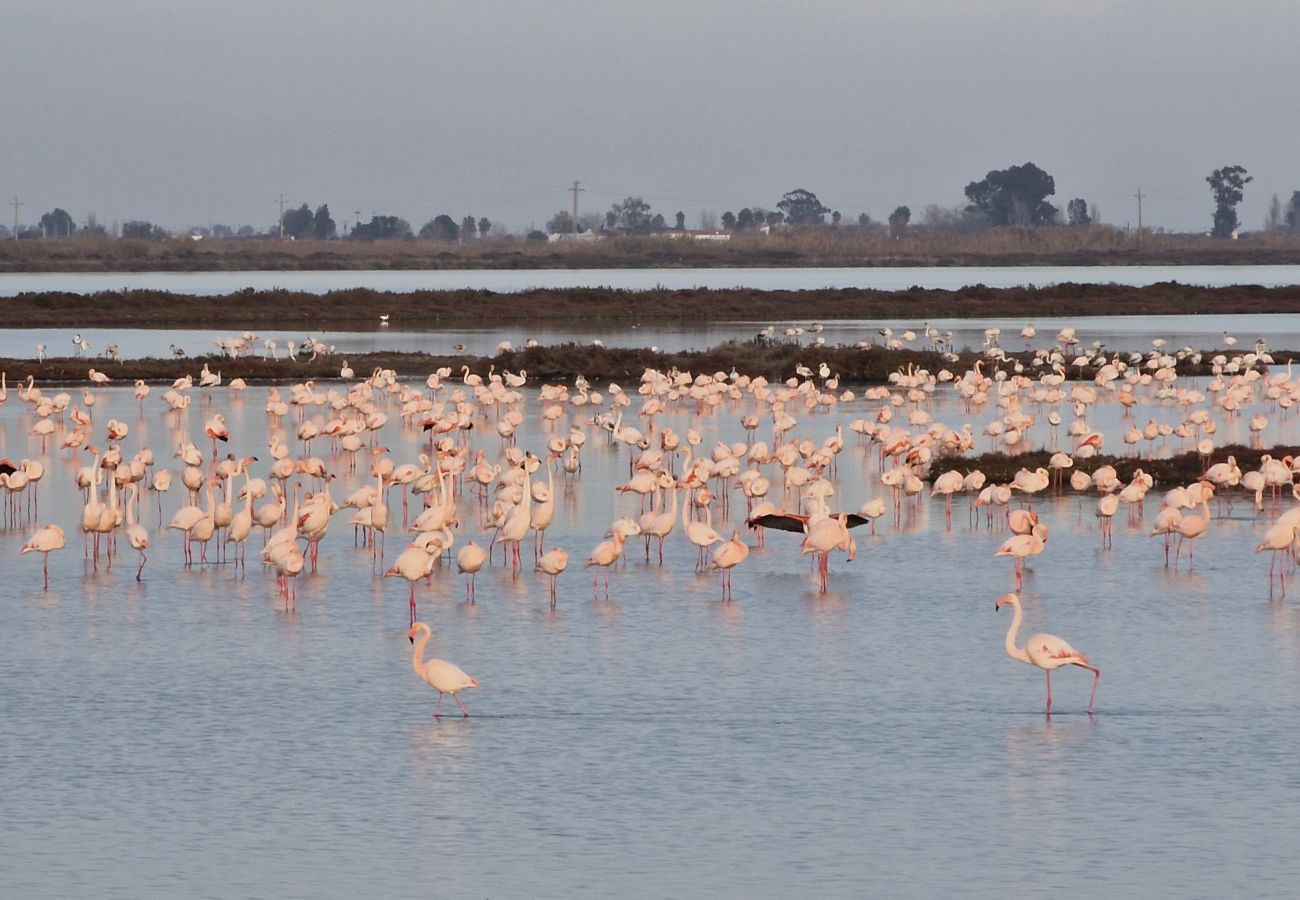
[4, 1, 1298, 234]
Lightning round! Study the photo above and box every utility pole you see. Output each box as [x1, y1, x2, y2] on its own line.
[569, 180, 583, 234]
[1134, 187, 1144, 247]
[278, 193, 287, 240]
[9, 196, 21, 240]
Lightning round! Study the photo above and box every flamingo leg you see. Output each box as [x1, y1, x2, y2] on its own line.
[434, 692, 445, 718]
[136, 551, 146, 581]
[1084, 665, 1101, 713]
[1045, 669, 1053, 715]
[453, 693, 471, 717]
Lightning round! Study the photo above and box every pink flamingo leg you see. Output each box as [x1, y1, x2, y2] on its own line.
[453, 694, 471, 717]
[434, 692, 445, 718]
[1085, 666, 1101, 713]
[1045, 669, 1053, 715]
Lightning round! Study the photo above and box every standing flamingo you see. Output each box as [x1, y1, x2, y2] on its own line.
[709, 531, 750, 601]
[996, 592, 1100, 715]
[536, 547, 569, 609]
[408, 622, 478, 717]
[22, 524, 66, 589]
[994, 524, 1048, 590]
[456, 541, 488, 602]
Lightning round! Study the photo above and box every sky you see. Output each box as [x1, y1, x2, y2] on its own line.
[4, 1, 1298, 235]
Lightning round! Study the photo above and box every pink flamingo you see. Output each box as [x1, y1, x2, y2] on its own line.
[996, 592, 1100, 715]
[409, 622, 479, 717]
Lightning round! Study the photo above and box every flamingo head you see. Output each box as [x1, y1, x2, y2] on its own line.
[407, 623, 428, 644]
[995, 592, 1019, 611]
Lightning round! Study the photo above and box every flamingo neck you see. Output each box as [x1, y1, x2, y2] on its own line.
[1004, 601, 1031, 665]
[411, 627, 431, 674]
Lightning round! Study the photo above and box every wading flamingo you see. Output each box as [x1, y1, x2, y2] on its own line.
[996, 592, 1100, 715]
[22, 524, 66, 589]
[409, 622, 478, 717]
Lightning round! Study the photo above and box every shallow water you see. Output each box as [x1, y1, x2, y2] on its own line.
[2, 372, 1300, 897]
[3, 311, 1300, 362]
[3, 262, 1300, 297]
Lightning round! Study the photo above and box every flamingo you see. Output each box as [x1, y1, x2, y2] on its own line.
[536, 547, 569, 609]
[709, 531, 750, 601]
[21, 524, 66, 589]
[996, 592, 1100, 715]
[385, 543, 435, 624]
[584, 529, 626, 599]
[1254, 518, 1299, 592]
[408, 622, 478, 717]
[124, 484, 150, 580]
[994, 524, 1048, 590]
[1174, 484, 1213, 567]
[456, 541, 488, 602]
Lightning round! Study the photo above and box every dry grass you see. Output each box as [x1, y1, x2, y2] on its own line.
[3, 227, 1300, 272]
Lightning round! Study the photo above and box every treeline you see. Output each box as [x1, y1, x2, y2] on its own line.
[9, 159, 1300, 245]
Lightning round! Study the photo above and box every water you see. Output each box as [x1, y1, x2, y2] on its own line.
[4, 311, 1300, 363]
[3, 263, 1300, 297]
[3, 369, 1300, 897]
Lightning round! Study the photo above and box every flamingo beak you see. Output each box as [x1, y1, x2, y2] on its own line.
[409, 635, 414, 644]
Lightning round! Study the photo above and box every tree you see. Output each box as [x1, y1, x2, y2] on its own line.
[1285, 192, 1300, 233]
[777, 188, 829, 225]
[649, 213, 665, 232]
[546, 210, 575, 234]
[888, 206, 911, 238]
[419, 215, 459, 242]
[606, 196, 654, 233]
[736, 208, 755, 230]
[39, 208, 76, 238]
[721, 211, 737, 230]
[313, 204, 336, 240]
[352, 215, 411, 240]
[857, 213, 872, 228]
[831, 210, 842, 226]
[675, 211, 686, 230]
[526, 229, 547, 242]
[1265, 194, 1283, 231]
[964, 162, 1057, 226]
[122, 220, 167, 241]
[1066, 198, 1091, 227]
[698, 210, 717, 230]
[478, 217, 491, 238]
[461, 216, 477, 240]
[280, 203, 314, 239]
[1206, 164, 1252, 237]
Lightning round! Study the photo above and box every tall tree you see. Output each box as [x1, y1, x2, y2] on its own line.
[1285, 192, 1300, 233]
[281, 203, 314, 239]
[39, 208, 76, 237]
[478, 217, 491, 238]
[888, 206, 911, 238]
[964, 162, 1057, 226]
[675, 211, 686, 230]
[418, 215, 459, 242]
[735, 208, 755, 230]
[312, 204, 336, 239]
[460, 216, 477, 240]
[721, 211, 737, 230]
[1066, 198, 1091, 227]
[1206, 164, 1252, 237]
[777, 188, 829, 225]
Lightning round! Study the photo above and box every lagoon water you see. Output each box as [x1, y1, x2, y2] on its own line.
[3, 312, 1300, 363]
[3, 263, 1300, 297]
[3, 363, 1300, 897]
